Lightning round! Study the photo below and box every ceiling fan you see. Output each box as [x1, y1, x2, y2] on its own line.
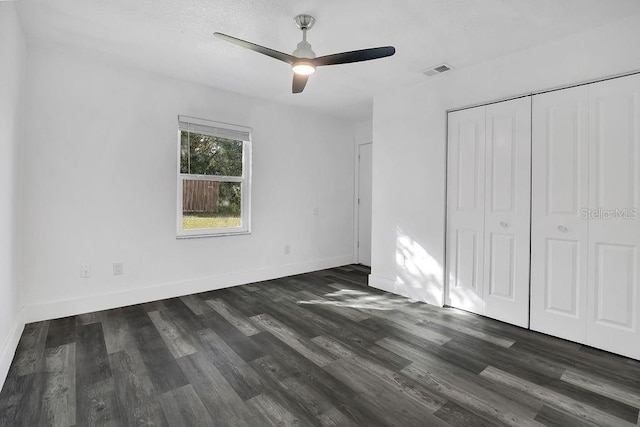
[214, 14, 396, 94]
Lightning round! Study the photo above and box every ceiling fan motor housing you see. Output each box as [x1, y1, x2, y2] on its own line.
[293, 40, 316, 58]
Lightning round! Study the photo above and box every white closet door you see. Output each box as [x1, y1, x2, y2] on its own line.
[483, 97, 531, 328]
[446, 106, 486, 315]
[587, 74, 640, 360]
[530, 86, 589, 342]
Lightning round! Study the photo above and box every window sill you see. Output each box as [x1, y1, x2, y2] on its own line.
[176, 230, 251, 239]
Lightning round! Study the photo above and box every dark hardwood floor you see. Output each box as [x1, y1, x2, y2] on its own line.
[1, 264, 639, 426]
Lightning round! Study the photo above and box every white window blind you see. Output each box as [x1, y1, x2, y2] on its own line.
[178, 115, 251, 141]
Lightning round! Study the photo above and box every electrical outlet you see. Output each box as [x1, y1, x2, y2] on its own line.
[284, 244, 290, 255]
[80, 264, 91, 278]
[113, 262, 124, 275]
[312, 207, 319, 216]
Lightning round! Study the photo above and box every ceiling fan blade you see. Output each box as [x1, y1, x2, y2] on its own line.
[313, 46, 396, 66]
[214, 32, 295, 64]
[292, 74, 309, 93]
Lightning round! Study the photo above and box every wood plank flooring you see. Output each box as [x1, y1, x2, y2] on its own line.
[1, 264, 640, 426]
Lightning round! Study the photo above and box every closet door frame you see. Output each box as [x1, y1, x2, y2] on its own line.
[445, 71, 640, 361]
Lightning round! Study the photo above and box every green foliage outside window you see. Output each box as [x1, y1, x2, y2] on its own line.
[180, 132, 244, 216]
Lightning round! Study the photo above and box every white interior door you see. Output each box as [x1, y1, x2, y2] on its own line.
[357, 143, 372, 266]
[587, 74, 640, 360]
[482, 97, 531, 328]
[530, 86, 589, 342]
[446, 106, 486, 315]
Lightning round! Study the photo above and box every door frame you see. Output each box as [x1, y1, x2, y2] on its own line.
[354, 142, 373, 266]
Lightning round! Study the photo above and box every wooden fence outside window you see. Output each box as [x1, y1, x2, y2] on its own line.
[182, 180, 220, 213]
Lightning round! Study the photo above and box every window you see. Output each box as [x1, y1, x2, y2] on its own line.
[177, 116, 251, 237]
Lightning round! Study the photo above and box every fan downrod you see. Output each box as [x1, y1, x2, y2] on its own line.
[294, 14, 315, 31]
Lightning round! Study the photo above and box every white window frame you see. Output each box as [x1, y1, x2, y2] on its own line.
[176, 115, 252, 238]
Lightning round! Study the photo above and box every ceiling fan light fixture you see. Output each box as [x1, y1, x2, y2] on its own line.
[292, 61, 316, 75]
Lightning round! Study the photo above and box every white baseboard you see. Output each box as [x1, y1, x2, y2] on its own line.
[368, 274, 443, 307]
[0, 308, 25, 391]
[23, 255, 354, 323]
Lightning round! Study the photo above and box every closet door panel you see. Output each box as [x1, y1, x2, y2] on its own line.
[488, 234, 515, 298]
[587, 74, 640, 360]
[446, 107, 486, 314]
[483, 97, 531, 328]
[544, 240, 580, 312]
[530, 86, 589, 342]
[593, 243, 636, 328]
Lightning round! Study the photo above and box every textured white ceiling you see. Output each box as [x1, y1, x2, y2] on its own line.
[16, 0, 640, 121]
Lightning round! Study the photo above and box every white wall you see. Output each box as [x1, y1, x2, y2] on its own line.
[0, 2, 26, 388]
[21, 44, 356, 322]
[355, 118, 373, 145]
[370, 14, 640, 305]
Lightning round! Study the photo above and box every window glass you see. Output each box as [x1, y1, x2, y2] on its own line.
[181, 133, 243, 176]
[181, 180, 242, 230]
